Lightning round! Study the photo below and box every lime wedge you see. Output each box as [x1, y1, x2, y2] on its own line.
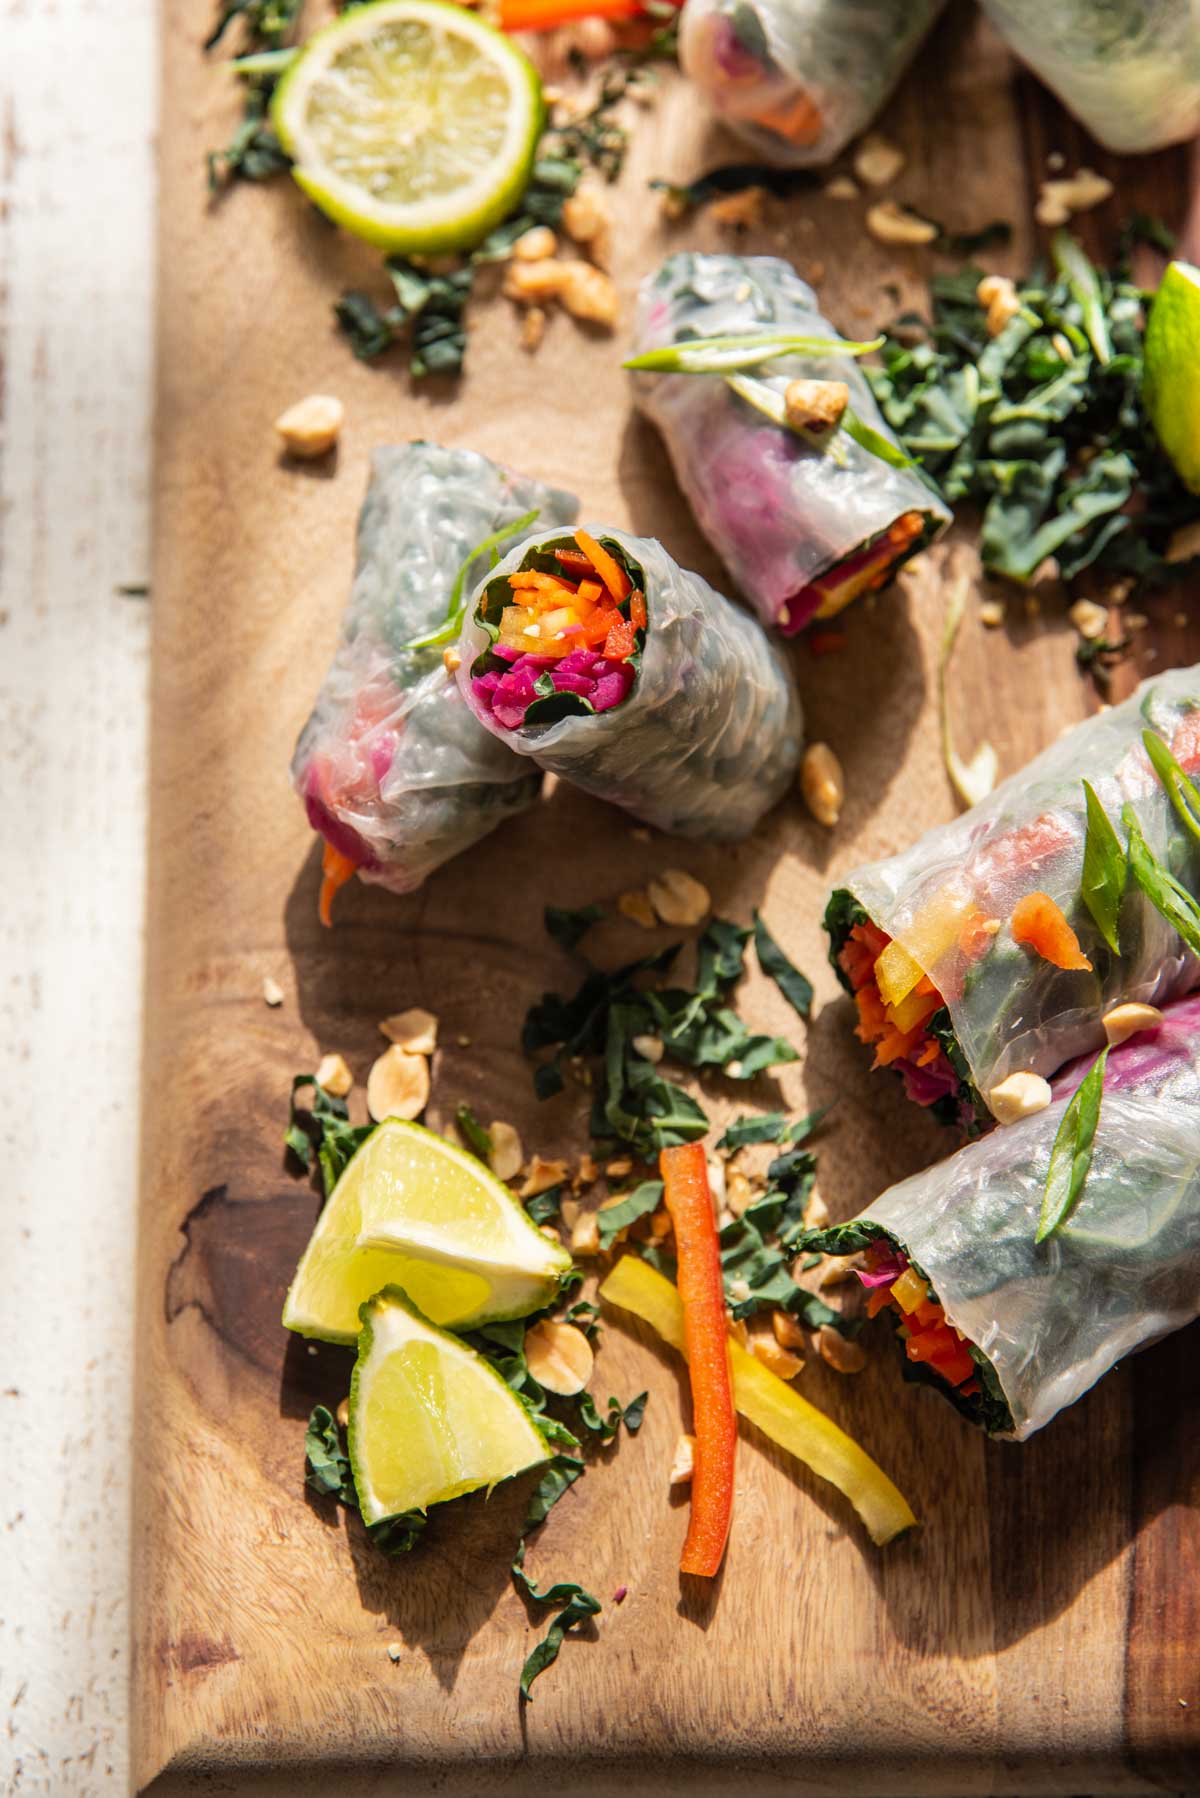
[349, 1286, 550, 1524]
[271, 0, 543, 254]
[1143, 260, 1200, 493]
[283, 1118, 571, 1342]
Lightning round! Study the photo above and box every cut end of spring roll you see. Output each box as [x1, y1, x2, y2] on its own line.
[456, 522, 803, 840]
[631, 255, 950, 635]
[797, 993, 1200, 1440]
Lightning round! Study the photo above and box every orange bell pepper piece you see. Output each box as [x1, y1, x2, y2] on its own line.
[660, 1143, 736, 1579]
[629, 590, 647, 632]
[1010, 891, 1092, 971]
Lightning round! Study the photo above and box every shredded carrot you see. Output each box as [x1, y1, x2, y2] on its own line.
[318, 842, 358, 928]
[914, 1039, 942, 1068]
[1010, 890, 1092, 971]
[755, 88, 823, 146]
[576, 579, 604, 607]
[509, 570, 578, 594]
[958, 906, 996, 961]
[574, 528, 631, 603]
[660, 1143, 736, 1579]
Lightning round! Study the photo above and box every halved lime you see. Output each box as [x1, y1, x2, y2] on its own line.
[283, 1117, 570, 1342]
[1143, 260, 1200, 493]
[349, 1286, 549, 1524]
[271, 0, 543, 254]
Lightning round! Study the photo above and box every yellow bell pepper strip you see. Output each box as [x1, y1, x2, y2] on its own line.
[659, 1143, 736, 1578]
[599, 1255, 917, 1547]
[318, 842, 358, 928]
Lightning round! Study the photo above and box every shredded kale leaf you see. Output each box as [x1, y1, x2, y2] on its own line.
[649, 161, 819, 214]
[545, 902, 605, 952]
[286, 1075, 373, 1194]
[524, 913, 798, 1156]
[753, 909, 814, 1019]
[597, 1178, 664, 1248]
[336, 260, 474, 374]
[454, 1103, 493, 1165]
[206, 81, 291, 190]
[205, 0, 302, 49]
[575, 1389, 648, 1441]
[513, 1541, 602, 1701]
[867, 231, 1197, 590]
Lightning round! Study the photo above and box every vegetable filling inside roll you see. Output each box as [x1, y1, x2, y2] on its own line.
[787, 509, 927, 629]
[471, 529, 647, 730]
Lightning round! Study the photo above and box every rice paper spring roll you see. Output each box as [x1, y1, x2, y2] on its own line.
[797, 994, 1200, 1439]
[292, 443, 578, 920]
[678, 0, 946, 165]
[631, 255, 950, 635]
[827, 667, 1200, 1129]
[454, 523, 802, 838]
[980, 0, 1200, 154]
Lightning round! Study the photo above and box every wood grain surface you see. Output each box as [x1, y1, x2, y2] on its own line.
[134, 6, 1200, 1791]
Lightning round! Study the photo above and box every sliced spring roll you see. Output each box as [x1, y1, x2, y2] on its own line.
[678, 0, 946, 165]
[827, 667, 1200, 1129]
[798, 995, 1200, 1439]
[292, 443, 578, 919]
[631, 255, 950, 635]
[454, 524, 802, 838]
[981, 0, 1200, 154]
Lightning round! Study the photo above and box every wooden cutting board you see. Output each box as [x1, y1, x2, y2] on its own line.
[133, 6, 1200, 1790]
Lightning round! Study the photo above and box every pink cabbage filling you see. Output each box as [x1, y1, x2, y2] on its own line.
[856, 1245, 910, 1289]
[473, 645, 635, 732]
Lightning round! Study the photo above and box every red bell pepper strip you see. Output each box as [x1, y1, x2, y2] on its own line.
[660, 1142, 736, 1578]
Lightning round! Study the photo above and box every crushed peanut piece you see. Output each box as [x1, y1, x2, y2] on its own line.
[524, 1319, 594, 1396]
[751, 1325, 804, 1380]
[784, 378, 849, 433]
[1102, 1001, 1164, 1047]
[576, 1153, 599, 1188]
[387, 1644, 403, 1663]
[315, 1052, 353, 1098]
[853, 134, 905, 187]
[631, 1033, 664, 1063]
[1069, 597, 1108, 640]
[1166, 520, 1200, 565]
[707, 1157, 726, 1213]
[560, 1195, 581, 1229]
[979, 598, 1006, 628]
[520, 306, 547, 354]
[728, 1315, 750, 1347]
[989, 1070, 1053, 1125]
[366, 1045, 430, 1122]
[669, 1433, 695, 1485]
[379, 1007, 438, 1054]
[800, 741, 845, 828]
[336, 1396, 350, 1428]
[442, 645, 461, 673]
[570, 1210, 600, 1256]
[976, 273, 1021, 337]
[488, 1120, 524, 1183]
[772, 1310, 807, 1352]
[648, 868, 711, 926]
[606, 1156, 633, 1179]
[647, 1209, 672, 1241]
[824, 175, 859, 200]
[708, 185, 766, 230]
[804, 1190, 830, 1230]
[559, 261, 619, 329]
[818, 1256, 858, 1289]
[512, 225, 558, 262]
[866, 200, 937, 246]
[262, 976, 284, 1007]
[618, 888, 657, 928]
[274, 393, 344, 459]
[1126, 611, 1149, 633]
[817, 1326, 867, 1374]
[521, 1155, 569, 1198]
[503, 258, 570, 304]
[728, 1277, 751, 1305]
[1035, 168, 1113, 228]
[726, 1170, 753, 1218]
[561, 186, 611, 248]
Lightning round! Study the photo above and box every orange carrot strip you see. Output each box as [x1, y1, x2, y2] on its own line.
[509, 570, 578, 594]
[318, 842, 358, 929]
[1010, 891, 1092, 971]
[660, 1143, 736, 1579]
[575, 579, 603, 607]
[575, 528, 631, 602]
[629, 590, 647, 632]
[500, 0, 642, 27]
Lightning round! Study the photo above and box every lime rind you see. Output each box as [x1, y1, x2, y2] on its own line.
[1143, 259, 1200, 495]
[271, 0, 543, 254]
[348, 1285, 550, 1526]
[282, 1117, 571, 1343]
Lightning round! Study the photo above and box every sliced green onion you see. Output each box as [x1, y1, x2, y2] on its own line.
[624, 331, 884, 376]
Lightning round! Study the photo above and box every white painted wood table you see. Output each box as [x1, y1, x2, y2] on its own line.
[2, 2, 157, 1790]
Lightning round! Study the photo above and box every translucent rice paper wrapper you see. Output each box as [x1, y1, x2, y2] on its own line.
[291, 442, 578, 896]
[455, 525, 803, 838]
[632, 255, 951, 634]
[981, 0, 1200, 153]
[678, 0, 946, 165]
[835, 666, 1200, 1113]
[863, 993, 1200, 1439]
